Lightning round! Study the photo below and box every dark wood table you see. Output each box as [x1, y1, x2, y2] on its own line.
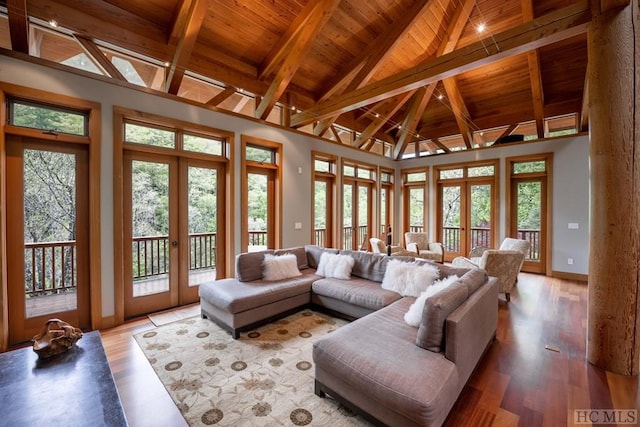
[0, 331, 128, 426]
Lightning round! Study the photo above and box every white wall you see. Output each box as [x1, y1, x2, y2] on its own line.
[0, 54, 590, 319]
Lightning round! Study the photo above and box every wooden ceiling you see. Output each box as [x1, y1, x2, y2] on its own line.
[1, 0, 592, 158]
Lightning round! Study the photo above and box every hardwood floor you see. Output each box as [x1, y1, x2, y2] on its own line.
[100, 274, 640, 427]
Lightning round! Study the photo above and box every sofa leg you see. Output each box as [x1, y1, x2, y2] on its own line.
[314, 380, 326, 398]
[231, 329, 240, 339]
[505, 293, 511, 302]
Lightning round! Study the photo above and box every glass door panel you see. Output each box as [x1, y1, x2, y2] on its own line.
[187, 166, 218, 286]
[409, 187, 424, 232]
[314, 180, 329, 247]
[514, 179, 544, 272]
[357, 185, 370, 250]
[469, 184, 492, 250]
[440, 184, 462, 257]
[131, 160, 171, 297]
[247, 171, 269, 252]
[342, 182, 353, 249]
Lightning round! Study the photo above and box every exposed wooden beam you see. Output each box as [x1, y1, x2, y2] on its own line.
[74, 35, 128, 81]
[494, 124, 519, 143]
[165, 0, 207, 94]
[258, 1, 324, 81]
[436, 0, 475, 57]
[352, 91, 416, 148]
[522, 0, 546, 139]
[593, 0, 631, 15]
[255, 0, 339, 120]
[7, 0, 29, 54]
[206, 86, 237, 107]
[309, 0, 436, 135]
[442, 77, 474, 148]
[394, 85, 436, 159]
[431, 137, 451, 154]
[232, 95, 250, 113]
[330, 125, 343, 144]
[291, 1, 590, 127]
[580, 69, 589, 132]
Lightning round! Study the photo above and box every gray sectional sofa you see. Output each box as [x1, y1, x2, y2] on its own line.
[198, 245, 498, 427]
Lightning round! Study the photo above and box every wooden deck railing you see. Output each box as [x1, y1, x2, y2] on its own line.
[442, 227, 540, 260]
[24, 240, 76, 298]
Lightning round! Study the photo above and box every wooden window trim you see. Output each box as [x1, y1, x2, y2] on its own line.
[311, 151, 337, 248]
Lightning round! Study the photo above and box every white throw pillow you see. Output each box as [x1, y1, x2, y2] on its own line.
[381, 259, 439, 297]
[404, 275, 460, 327]
[316, 253, 355, 280]
[262, 253, 302, 281]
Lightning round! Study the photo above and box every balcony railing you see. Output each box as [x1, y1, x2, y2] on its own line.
[442, 227, 540, 260]
[24, 240, 76, 298]
[343, 225, 368, 250]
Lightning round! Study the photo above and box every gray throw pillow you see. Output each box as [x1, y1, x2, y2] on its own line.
[457, 268, 488, 295]
[416, 281, 469, 352]
[235, 250, 272, 282]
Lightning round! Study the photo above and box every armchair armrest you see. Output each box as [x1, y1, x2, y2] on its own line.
[469, 246, 489, 258]
[406, 242, 419, 253]
[451, 256, 479, 269]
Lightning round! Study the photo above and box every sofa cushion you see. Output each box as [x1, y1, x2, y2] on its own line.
[262, 253, 302, 281]
[317, 253, 355, 279]
[235, 250, 273, 282]
[313, 298, 459, 427]
[304, 245, 339, 269]
[199, 269, 319, 314]
[337, 250, 390, 282]
[416, 281, 470, 352]
[274, 246, 309, 270]
[456, 268, 488, 295]
[404, 274, 460, 327]
[312, 277, 402, 311]
[381, 259, 439, 297]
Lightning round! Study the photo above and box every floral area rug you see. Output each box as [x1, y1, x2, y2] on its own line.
[134, 310, 371, 426]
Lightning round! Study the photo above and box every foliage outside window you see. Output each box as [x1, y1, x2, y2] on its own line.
[357, 168, 372, 180]
[184, 133, 223, 156]
[406, 171, 426, 182]
[468, 165, 495, 177]
[439, 168, 463, 180]
[381, 171, 392, 183]
[514, 161, 546, 174]
[314, 159, 331, 173]
[343, 165, 355, 177]
[125, 122, 175, 148]
[9, 99, 88, 136]
[246, 145, 275, 164]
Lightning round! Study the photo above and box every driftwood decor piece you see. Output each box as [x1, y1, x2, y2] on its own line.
[32, 318, 83, 359]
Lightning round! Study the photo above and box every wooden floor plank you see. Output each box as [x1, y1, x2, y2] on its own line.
[99, 273, 640, 427]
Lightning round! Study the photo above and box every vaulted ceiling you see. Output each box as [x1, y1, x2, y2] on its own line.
[1, 0, 592, 158]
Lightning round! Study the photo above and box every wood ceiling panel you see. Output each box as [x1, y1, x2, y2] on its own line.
[103, 0, 175, 29]
[539, 34, 587, 105]
[456, 0, 523, 49]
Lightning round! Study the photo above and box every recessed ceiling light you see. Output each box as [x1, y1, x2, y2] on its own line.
[164, 61, 171, 67]
[476, 23, 486, 33]
[49, 19, 58, 28]
[437, 94, 444, 100]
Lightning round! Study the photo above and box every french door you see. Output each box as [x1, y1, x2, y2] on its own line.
[6, 137, 90, 344]
[246, 166, 276, 252]
[438, 179, 495, 262]
[510, 177, 546, 273]
[343, 180, 372, 250]
[124, 152, 223, 318]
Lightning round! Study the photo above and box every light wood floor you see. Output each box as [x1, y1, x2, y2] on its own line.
[100, 273, 640, 427]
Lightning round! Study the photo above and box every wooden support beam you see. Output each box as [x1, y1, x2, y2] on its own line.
[206, 86, 237, 107]
[164, 0, 207, 95]
[330, 125, 343, 144]
[291, 1, 590, 127]
[580, 69, 589, 132]
[255, 0, 339, 120]
[431, 137, 451, 154]
[74, 35, 128, 81]
[522, 0, 546, 139]
[7, 0, 29, 54]
[494, 124, 519, 143]
[232, 95, 250, 113]
[394, 85, 436, 159]
[352, 91, 416, 148]
[442, 78, 474, 148]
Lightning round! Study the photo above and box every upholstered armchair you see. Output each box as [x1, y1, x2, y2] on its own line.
[469, 237, 530, 273]
[404, 232, 445, 263]
[452, 250, 525, 301]
[370, 237, 437, 259]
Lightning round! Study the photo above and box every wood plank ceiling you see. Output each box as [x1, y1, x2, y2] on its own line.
[1, 0, 591, 158]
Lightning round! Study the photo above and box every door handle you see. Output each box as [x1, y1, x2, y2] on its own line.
[171, 241, 178, 247]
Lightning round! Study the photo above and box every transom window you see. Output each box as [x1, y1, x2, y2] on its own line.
[8, 98, 89, 136]
[124, 122, 175, 148]
[513, 160, 546, 174]
[245, 144, 276, 164]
